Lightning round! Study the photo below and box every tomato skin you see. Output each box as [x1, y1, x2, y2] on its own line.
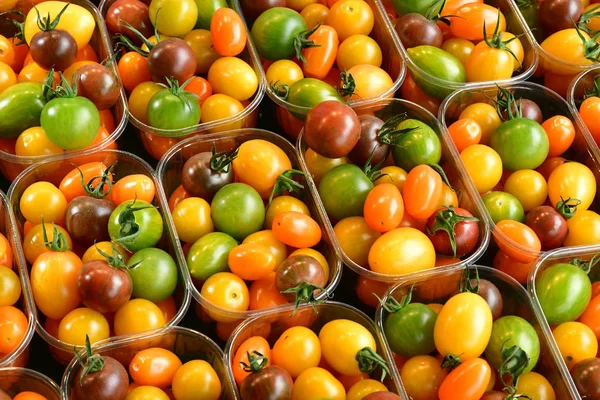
[403, 165, 443, 220]
[0, 306, 28, 354]
[272, 326, 321, 378]
[292, 367, 345, 400]
[384, 301, 437, 357]
[210, 8, 246, 57]
[171, 360, 221, 400]
[571, 358, 600, 399]
[302, 24, 338, 80]
[434, 292, 493, 360]
[327, 0, 374, 41]
[450, 3, 506, 41]
[368, 227, 435, 275]
[129, 348, 182, 389]
[20, 181, 67, 224]
[232, 336, 272, 384]
[495, 220, 541, 263]
[565, 210, 600, 246]
[363, 183, 404, 233]
[272, 211, 322, 248]
[251, 8, 308, 61]
[485, 316, 540, 373]
[553, 322, 598, 369]
[319, 319, 377, 376]
[465, 43, 514, 82]
[111, 174, 156, 205]
[319, 164, 373, 221]
[548, 162, 596, 212]
[438, 358, 491, 400]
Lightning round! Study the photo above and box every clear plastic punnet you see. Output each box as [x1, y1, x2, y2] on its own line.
[7, 150, 192, 365]
[0, 367, 61, 400]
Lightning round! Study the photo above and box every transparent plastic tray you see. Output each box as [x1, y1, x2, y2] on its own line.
[0, 367, 61, 400]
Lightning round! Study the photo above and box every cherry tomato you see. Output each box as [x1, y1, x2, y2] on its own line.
[232, 336, 272, 384]
[460, 145, 503, 194]
[301, 4, 330, 30]
[229, 243, 276, 281]
[113, 298, 166, 336]
[23, 223, 72, 265]
[184, 76, 212, 106]
[553, 321, 598, 369]
[128, 82, 163, 124]
[111, 174, 156, 205]
[129, 347, 182, 388]
[450, 4, 506, 41]
[363, 183, 404, 232]
[334, 216, 381, 267]
[292, 367, 345, 400]
[369, 227, 435, 275]
[458, 103, 501, 145]
[210, 8, 246, 57]
[542, 116, 575, 157]
[337, 34, 382, 71]
[20, 181, 67, 224]
[515, 372, 556, 400]
[448, 118, 482, 152]
[58, 307, 109, 346]
[579, 295, 600, 340]
[438, 358, 491, 400]
[403, 165, 443, 220]
[327, 0, 374, 41]
[172, 360, 221, 400]
[504, 169, 547, 212]
[272, 211, 322, 248]
[0, 306, 28, 354]
[495, 220, 541, 263]
[244, 230, 288, 268]
[200, 272, 249, 322]
[548, 162, 596, 212]
[59, 162, 110, 202]
[272, 326, 321, 378]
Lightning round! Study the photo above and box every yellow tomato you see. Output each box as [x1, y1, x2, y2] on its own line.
[348, 64, 394, 100]
[172, 197, 214, 243]
[565, 210, 600, 247]
[266, 60, 304, 87]
[368, 227, 435, 275]
[459, 103, 501, 145]
[504, 169, 547, 212]
[319, 319, 377, 376]
[82, 241, 130, 264]
[16, 126, 63, 157]
[547, 162, 596, 212]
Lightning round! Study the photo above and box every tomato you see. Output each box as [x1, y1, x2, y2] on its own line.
[0, 36, 14, 67]
[383, 298, 437, 357]
[292, 367, 345, 400]
[450, 3, 506, 41]
[327, 0, 374, 41]
[0, 266, 21, 307]
[407, 46, 466, 98]
[503, 169, 547, 212]
[565, 210, 600, 246]
[272, 211, 321, 248]
[403, 165, 443, 220]
[495, 220, 541, 263]
[114, 298, 166, 336]
[211, 183, 265, 241]
[553, 322, 598, 369]
[228, 243, 276, 281]
[129, 348, 182, 388]
[540, 115, 575, 158]
[541, 29, 594, 74]
[369, 227, 435, 274]
[171, 197, 214, 244]
[466, 40, 514, 82]
[400, 355, 447, 400]
[148, 0, 197, 37]
[434, 292, 493, 360]
[125, 385, 169, 400]
[265, 196, 310, 230]
[127, 248, 178, 303]
[0, 61, 16, 94]
[579, 295, 600, 340]
[208, 57, 258, 102]
[571, 358, 600, 399]
[400, 73, 442, 115]
[536, 262, 592, 325]
[337, 34, 382, 70]
[460, 145, 503, 194]
[347, 379, 388, 400]
[438, 358, 491, 400]
[580, 96, 600, 144]
[58, 162, 110, 202]
[210, 8, 246, 57]
[200, 93, 245, 131]
[318, 164, 373, 221]
[183, 29, 222, 75]
[108, 200, 163, 252]
[23, 223, 72, 264]
[266, 60, 304, 87]
[458, 103, 501, 145]
[272, 326, 321, 378]
[485, 315, 540, 373]
[0, 234, 12, 271]
[347, 64, 394, 101]
[128, 82, 162, 124]
[426, 206, 479, 258]
[15, 126, 62, 157]
[168, 185, 190, 212]
[147, 81, 200, 130]
[200, 272, 249, 321]
[20, 181, 67, 224]
[514, 372, 555, 400]
[187, 232, 238, 280]
[490, 118, 549, 172]
[448, 118, 482, 152]
[304, 148, 347, 184]
[232, 336, 271, 384]
[301, 4, 329, 29]
[172, 360, 221, 400]
[548, 162, 596, 213]
[302, 25, 338, 80]
[119, 53, 151, 94]
[251, 8, 308, 61]
[111, 174, 156, 206]
[0, 306, 27, 354]
[334, 216, 381, 267]
[363, 183, 404, 233]
[58, 307, 109, 346]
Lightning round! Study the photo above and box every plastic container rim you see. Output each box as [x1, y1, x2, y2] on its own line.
[6, 149, 192, 355]
[0, 367, 61, 396]
[296, 97, 491, 283]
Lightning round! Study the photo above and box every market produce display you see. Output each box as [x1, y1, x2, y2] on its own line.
[227, 302, 400, 400]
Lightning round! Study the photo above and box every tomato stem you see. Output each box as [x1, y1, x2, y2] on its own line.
[459, 265, 481, 294]
[114, 199, 156, 248]
[52, 73, 79, 99]
[427, 163, 454, 191]
[41, 220, 70, 252]
[482, 12, 525, 68]
[375, 284, 414, 313]
[355, 347, 390, 382]
[363, 149, 387, 182]
[281, 282, 325, 317]
[270, 82, 290, 100]
[294, 23, 322, 65]
[240, 351, 268, 373]
[113, 8, 164, 57]
[556, 196, 581, 219]
[209, 146, 238, 174]
[493, 86, 522, 121]
[583, 75, 600, 100]
[578, 4, 600, 35]
[440, 354, 462, 371]
[379, 114, 421, 146]
[337, 71, 356, 99]
[95, 243, 133, 270]
[573, 19, 600, 62]
[570, 253, 600, 275]
[42, 68, 57, 102]
[499, 343, 531, 399]
[268, 169, 306, 205]
[77, 162, 116, 199]
[428, 206, 479, 258]
[33, 2, 69, 32]
[74, 335, 105, 386]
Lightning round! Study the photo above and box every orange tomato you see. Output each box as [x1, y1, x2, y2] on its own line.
[229, 243, 277, 281]
[231, 336, 271, 384]
[129, 348, 182, 389]
[249, 272, 288, 310]
[118, 52, 151, 92]
[0, 306, 28, 354]
[272, 211, 322, 248]
[494, 220, 541, 263]
[363, 183, 404, 233]
[542, 115, 575, 157]
[110, 174, 156, 205]
[448, 118, 483, 152]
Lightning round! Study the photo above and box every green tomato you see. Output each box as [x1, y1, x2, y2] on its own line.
[384, 303, 437, 357]
[193, 0, 227, 29]
[482, 191, 525, 224]
[318, 164, 373, 221]
[390, 119, 441, 171]
[0, 82, 47, 139]
[187, 232, 238, 280]
[127, 248, 178, 303]
[407, 45, 466, 98]
[391, 0, 442, 16]
[287, 78, 343, 120]
[489, 118, 549, 171]
[147, 86, 201, 130]
[536, 263, 592, 325]
[485, 315, 540, 373]
[250, 7, 307, 61]
[41, 96, 100, 150]
[211, 183, 265, 241]
[108, 200, 164, 252]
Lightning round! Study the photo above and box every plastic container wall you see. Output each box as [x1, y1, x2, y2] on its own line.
[439, 81, 600, 265]
[7, 150, 191, 365]
[233, 0, 406, 123]
[0, 0, 127, 181]
[567, 66, 600, 148]
[388, 0, 538, 100]
[99, 0, 265, 160]
[155, 128, 342, 325]
[296, 98, 490, 283]
[0, 190, 35, 368]
[376, 265, 575, 400]
[225, 301, 405, 400]
[61, 326, 236, 400]
[529, 245, 600, 400]
[0, 368, 61, 400]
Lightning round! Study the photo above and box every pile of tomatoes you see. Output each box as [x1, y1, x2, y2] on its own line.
[230, 306, 400, 400]
[300, 100, 484, 289]
[106, 0, 259, 133]
[165, 135, 334, 329]
[443, 84, 599, 282]
[0, 1, 121, 161]
[534, 256, 600, 398]
[381, 266, 558, 400]
[17, 160, 181, 352]
[68, 336, 223, 400]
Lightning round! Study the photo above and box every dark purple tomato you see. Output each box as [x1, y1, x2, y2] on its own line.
[148, 38, 197, 84]
[363, 393, 403, 400]
[181, 151, 235, 201]
[452, 279, 504, 321]
[240, 365, 293, 400]
[30, 29, 77, 71]
[425, 207, 479, 258]
[395, 13, 443, 48]
[538, 0, 583, 35]
[525, 205, 567, 250]
[77, 259, 133, 313]
[275, 255, 325, 302]
[571, 358, 600, 399]
[73, 63, 121, 110]
[65, 196, 116, 247]
[480, 391, 505, 400]
[72, 355, 129, 400]
[240, 0, 286, 21]
[105, 0, 154, 44]
[347, 114, 388, 166]
[304, 101, 361, 159]
[501, 99, 543, 123]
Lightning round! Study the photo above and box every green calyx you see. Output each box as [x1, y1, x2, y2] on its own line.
[74, 335, 105, 385]
[268, 169, 306, 205]
[482, 12, 524, 69]
[375, 284, 414, 313]
[78, 162, 116, 199]
[578, 4, 600, 35]
[356, 347, 391, 382]
[570, 253, 600, 275]
[294, 23, 322, 64]
[574, 21, 600, 62]
[281, 282, 326, 317]
[115, 199, 155, 246]
[34, 2, 69, 32]
[240, 351, 268, 373]
[95, 242, 134, 270]
[427, 206, 479, 258]
[441, 354, 462, 371]
[270, 81, 290, 100]
[209, 146, 238, 174]
[493, 86, 522, 121]
[458, 265, 481, 294]
[42, 220, 70, 252]
[556, 196, 581, 219]
[113, 8, 163, 56]
[338, 70, 356, 99]
[378, 113, 419, 146]
[583, 75, 600, 100]
[52, 72, 79, 99]
[499, 344, 532, 400]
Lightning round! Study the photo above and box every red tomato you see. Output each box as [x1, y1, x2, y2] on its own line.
[302, 24, 339, 80]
